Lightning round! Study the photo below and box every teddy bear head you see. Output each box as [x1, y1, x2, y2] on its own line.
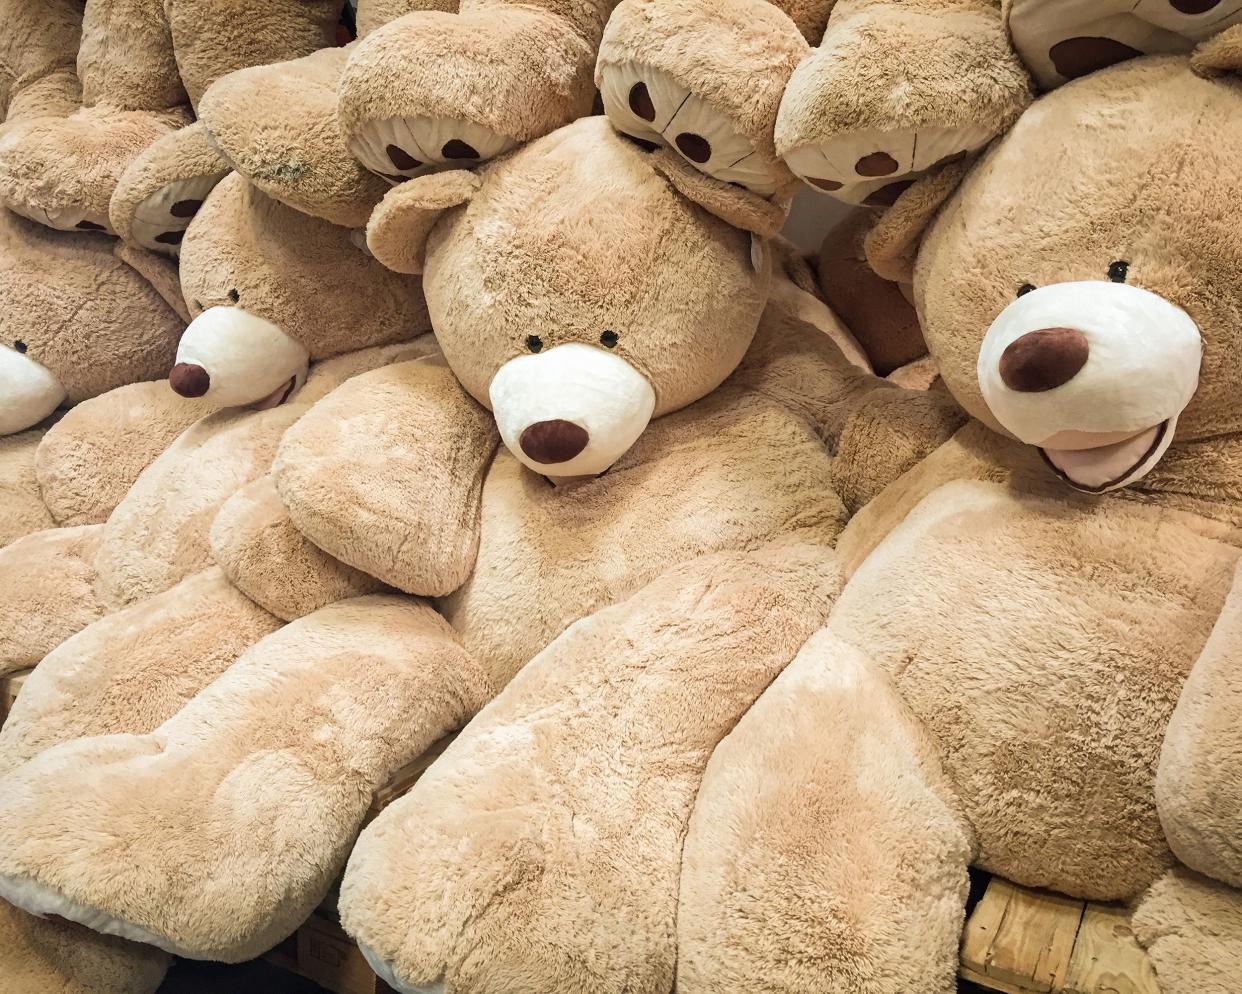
[366, 114, 780, 477]
[169, 170, 430, 409]
[0, 211, 184, 435]
[869, 51, 1242, 493]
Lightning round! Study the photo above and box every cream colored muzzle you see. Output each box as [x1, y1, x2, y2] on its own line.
[489, 343, 656, 478]
[0, 346, 66, 434]
[172, 306, 309, 408]
[978, 281, 1201, 492]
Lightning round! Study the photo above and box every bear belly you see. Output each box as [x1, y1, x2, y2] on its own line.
[828, 478, 1240, 900]
[440, 397, 846, 691]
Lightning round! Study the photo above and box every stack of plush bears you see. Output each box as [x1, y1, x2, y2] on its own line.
[0, 1, 1240, 992]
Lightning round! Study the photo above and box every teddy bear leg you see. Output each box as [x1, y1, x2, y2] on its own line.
[0, 567, 281, 778]
[337, 541, 840, 994]
[775, 0, 1032, 206]
[108, 121, 228, 254]
[595, 0, 811, 196]
[0, 901, 170, 994]
[1156, 560, 1242, 889]
[0, 524, 107, 676]
[0, 594, 492, 962]
[677, 627, 973, 994]
[339, 2, 608, 184]
[1132, 867, 1242, 994]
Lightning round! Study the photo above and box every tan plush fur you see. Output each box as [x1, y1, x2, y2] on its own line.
[596, 0, 810, 197]
[1157, 559, 1242, 888]
[0, 906, 169, 994]
[211, 475, 389, 622]
[179, 172, 430, 359]
[0, 525, 106, 676]
[1, 596, 491, 961]
[342, 542, 841, 994]
[0, 116, 878, 968]
[0, 568, 280, 779]
[0, 0, 339, 229]
[1133, 868, 1242, 994]
[338, 0, 610, 149]
[0, 0, 81, 125]
[0, 210, 183, 404]
[35, 381, 217, 527]
[663, 57, 1242, 994]
[198, 46, 390, 227]
[0, 427, 55, 545]
[678, 628, 972, 994]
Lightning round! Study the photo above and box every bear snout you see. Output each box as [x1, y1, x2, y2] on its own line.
[998, 327, 1089, 393]
[519, 420, 590, 465]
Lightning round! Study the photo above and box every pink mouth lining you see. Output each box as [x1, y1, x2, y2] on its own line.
[252, 376, 298, 411]
[1040, 421, 1168, 492]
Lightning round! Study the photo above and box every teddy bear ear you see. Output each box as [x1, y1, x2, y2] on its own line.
[1191, 24, 1242, 77]
[650, 149, 789, 239]
[863, 158, 973, 284]
[366, 170, 482, 274]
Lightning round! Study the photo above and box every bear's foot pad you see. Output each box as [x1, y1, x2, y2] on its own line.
[782, 122, 994, 206]
[598, 61, 777, 195]
[350, 116, 517, 184]
[960, 876, 1157, 993]
[129, 171, 229, 255]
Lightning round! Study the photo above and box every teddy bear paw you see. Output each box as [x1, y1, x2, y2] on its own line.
[599, 61, 782, 196]
[349, 116, 518, 185]
[126, 171, 227, 254]
[780, 122, 993, 206]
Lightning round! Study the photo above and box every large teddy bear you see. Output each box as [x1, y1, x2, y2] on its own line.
[0, 107, 958, 982]
[0, 164, 435, 993]
[293, 47, 1242, 994]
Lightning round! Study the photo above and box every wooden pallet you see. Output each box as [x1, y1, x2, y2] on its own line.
[961, 877, 1158, 994]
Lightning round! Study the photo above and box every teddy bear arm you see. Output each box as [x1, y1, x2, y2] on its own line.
[0, 902, 170, 994]
[337, 540, 841, 993]
[210, 475, 389, 623]
[109, 121, 229, 255]
[0, 524, 107, 677]
[164, 0, 338, 109]
[34, 381, 216, 528]
[339, 2, 604, 186]
[832, 385, 969, 514]
[276, 357, 499, 598]
[775, 0, 1032, 206]
[1157, 558, 1242, 889]
[678, 626, 973, 993]
[0, 594, 492, 962]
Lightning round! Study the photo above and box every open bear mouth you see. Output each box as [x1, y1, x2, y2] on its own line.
[1039, 421, 1169, 493]
[252, 376, 298, 411]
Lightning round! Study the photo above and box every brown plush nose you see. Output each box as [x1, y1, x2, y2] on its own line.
[520, 419, 589, 464]
[169, 362, 210, 398]
[999, 327, 1089, 392]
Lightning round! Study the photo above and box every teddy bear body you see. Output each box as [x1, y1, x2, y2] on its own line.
[0, 114, 886, 973]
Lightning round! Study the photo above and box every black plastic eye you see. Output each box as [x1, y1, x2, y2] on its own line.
[1108, 261, 1129, 283]
[227, 288, 240, 303]
[12, 340, 26, 353]
[526, 334, 543, 353]
[600, 330, 619, 348]
[1017, 283, 1037, 298]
